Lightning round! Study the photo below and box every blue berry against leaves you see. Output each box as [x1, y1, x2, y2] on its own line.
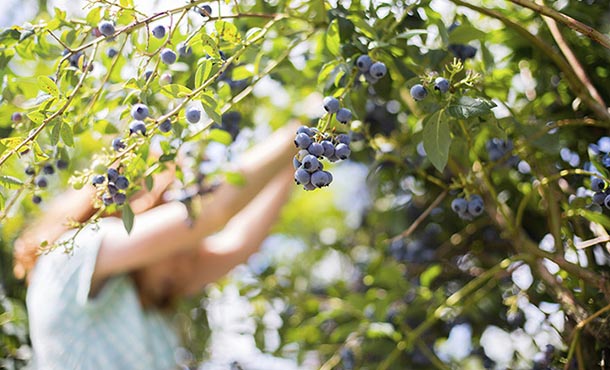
[177, 42, 192, 58]
[323, 96, 340, 113]
[336, 108, 352, 124]
[131, 103, 149, 120]
[301, 155, 321, 172]
[107, 183, 118, 195]
[186, 107, 202, 123]
[468, 196, 484, 216]
[335, 143, 351, 160]
[11, 112, 23, 122]
[106, 48, 118, 58]
[294, 168, 311, 185]
[25, 165, 35, 176]
[356, 55, 373, 72]
[592, 177, 606, 191]
[311, 170, 333, 188]
[102, 193, 114, 206]
[98, 20, 115, 37]
[56, 159, 68, 170]
[32, 195, 42, 204]
[451, 198, 468, 214]
[107, 168, 119, 183]
[92, 175, 105, 186]
[335, 133, 350, 145]
[113, 192, 126, 205]
[144, 70, 154, 81]
[129, 120, 147, 135]
[369, 62, 387, 78]
[115, 176, 129, 190]
[159, 73, 172, 86]
[159, 119, 172, 133]
[112, 138, 126, 151]
[42, 163, 54, 175]
[36, 176, 48, 188]
[307, 142, 324, 157]
[294, 132, 313, 149]
[151, 25, 166, 39]
[410, 84, 428, 101]
[434, 77, 450, 93]
[593, 192, 606, 205]
[160, 48, 177, 65]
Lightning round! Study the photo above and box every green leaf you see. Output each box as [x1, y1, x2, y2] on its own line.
[224, 171, 245, 186]
[195, 59, 212, 89]
[86, 7, 101, 25]
[158, 153, 176, 162]
[317, 60, 340, 86]
[27, 111, 45, 124]
[0, 175, 23, 189]
[449, 25, 487, 44]
[395, 29, 427, 40]
[423, 110, 451, 172]
[420, 264, 442, 287]
[122, 203, 135, 234]
[38, 76, 59, 98]
[231, 65, 253, 80]
[447, 96, 496, 119]
[200, 33, 219, 56]
[200, 93, 221, 124]
[215, 21, 241, 44]
[60, 121, 74, 146]
[208, 129, 232, 145]
[325, 19, 341, 57]
[347, 15, 376, 39]
[145, 175, 153, 192]
[49, 118, 61, 146]
[161, 84, 192, 98]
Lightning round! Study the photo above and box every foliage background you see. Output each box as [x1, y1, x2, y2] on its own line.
[2, 0, 610, 369]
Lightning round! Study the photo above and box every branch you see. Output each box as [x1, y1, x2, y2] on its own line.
[509, 0, 610, 51]
[387, 189, 448, 243]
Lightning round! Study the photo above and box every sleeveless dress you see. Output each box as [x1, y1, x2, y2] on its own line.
[26, 218, 179, 370]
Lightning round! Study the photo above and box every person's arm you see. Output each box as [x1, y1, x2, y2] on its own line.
[177, 164, 294, 296]
[93, 123, 298, 284]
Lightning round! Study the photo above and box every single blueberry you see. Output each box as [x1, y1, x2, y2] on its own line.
[159, 119, 172, 133]
[311, 170, 333, 188]
[115, 176, 129, 190]
[98, 20, 115, 37]
[356, 55, 373, 72]
[468, 197, 484, 216]
[321, 140, 335, 158]
[36, 176, 48, 188]
[434, 77, 450, 93]
[151, 25, 166, 39]
[131, 103, 149, 121]
[11, 112, 23, 122]
[102, 193, 114, 206]
[185, 107, 202, 123]
[92, 174, 106, 186]
[129, 120, 147, 135]
[160, 48, 177, 65]
[301, 155, 321, 173]
[604, 194, 610, 209]
[369, 62, 387, 78]
[294, 168, 311, 185]
[307, 142, 324, 157]
[302, 182, 316, 191]
[335, 143, 351, 160]
[335, 133, 350, 145]
[107, 168, 119, 182]
[294, 132, 313, 149]
[592, 177, 606, 191]
[25, 165, 35, 176]
[113, 192, 127, 205]
[106, 48, 118, 58]
[112, 138, 126, 151]
[323, 96, 340, 114]
[451, 197, 468, 214]
[336, 108, 352, 124]
[42, 163, 55, 175]
[177, 42, 192, 58]
[32, 195, 42, 204]
[410, 84, 428, 101]
[159, 73, 172, 86]
[593, 191, 606, 205]
[296, 125, 315, 137]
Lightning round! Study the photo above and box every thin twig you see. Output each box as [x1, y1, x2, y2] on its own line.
[388, 189, 448, 243]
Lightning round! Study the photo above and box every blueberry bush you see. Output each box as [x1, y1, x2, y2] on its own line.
[3, 0, 610, 369]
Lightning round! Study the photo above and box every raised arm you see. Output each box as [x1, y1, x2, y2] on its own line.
[93, 123, 298, 283]
[177, 164, 294, 296]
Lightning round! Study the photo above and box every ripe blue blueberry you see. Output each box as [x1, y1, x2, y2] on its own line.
[185, 107, 202, 123]
[159, 119, 172, 133]
[151, 25, 166, 39]
[144, 70, 154, 81]
[604, 194, 610, 209]
[159, 73, 172, 86]
[42, 163, 54, 175]
[467, 196, 484, 216]
[369, 62, 387, 78]
[311, 170, 333, 188]
[107, 183, 118, 195]
[410, 84, 428, 101]
[25, 165, 35, 176]
[321, 140, 335, 158]
[98, 20, 115, 37]
[56, 159, 68, 170]
[335, 134, 350, 145]
[11, 112, 23, 122]
[434, 77, 450, 93]
[107, 168, 119, 183]
[160, 48, 177, 65]
[106, 48, 118, 58]
[323, 96, 340, 114]
[593, 192, 607, 205]
[335, 143, 351, 160]
[177, 42, 192, 58]
[307, 142, 324, 157]
[36, 176, 48, 188]
[131, 103, 149, 120]
[32, 195, 42, 204]
[113, 192, 127, 205]
[112, 138, 126, 151]
[296, 125, 315, 137]
[92, 174, 105, 186]
[356, 55, 373, 72]
[293, 156, 302, 170]
[336, 108, 352, 124]
[603, 154, 610, 168]
[592, 177, 606, 191]
[296, 149, 310, 162]
[303, 182, 316, 191]
[102, 193, 114, 205]
[115, 175, 129, 190]
[301, 155, 321, 172]
[451, 197, 468, 214]
[196, 4, 212, 17]
[294, 168, 311, 185]
[129, 120, 147, 135]
[294, 132, 313, 149]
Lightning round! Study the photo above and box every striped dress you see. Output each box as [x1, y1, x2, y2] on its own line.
[26, 218, 179, 370]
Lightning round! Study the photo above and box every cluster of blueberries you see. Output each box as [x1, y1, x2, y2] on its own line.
[293, 125, 351, 190]
[410, 76, 449, 101]
[586, 137, 610, 209]
[91, 168, 130, 206]
[450, 194, 485, 220]
[355, 54, 387, 84]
